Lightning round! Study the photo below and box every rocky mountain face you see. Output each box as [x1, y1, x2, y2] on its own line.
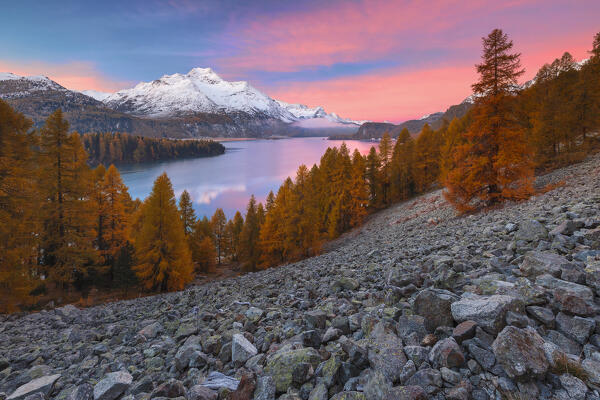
[3, 153, 600, 400]
[0, 69, 363, 138]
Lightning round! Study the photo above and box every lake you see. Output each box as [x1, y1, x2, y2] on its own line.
[118, 137, 377, 219]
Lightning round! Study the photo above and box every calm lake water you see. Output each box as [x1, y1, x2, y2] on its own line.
[118, 137, 376, 218]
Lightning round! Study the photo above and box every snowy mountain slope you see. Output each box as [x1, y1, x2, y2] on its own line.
[102, 68, 364, 126]
[104, 68, 296, 121]
[0, 72, 67, 99]
[79, 89, 112, 101]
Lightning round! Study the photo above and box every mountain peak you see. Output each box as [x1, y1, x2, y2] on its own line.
[187, 67, 223, 83]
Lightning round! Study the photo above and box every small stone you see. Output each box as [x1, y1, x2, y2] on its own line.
[526, 306, 555, 327]
[405, 369, 442, 395]
[138, 321, 162, 338]
[429, 338, 464, 368]
[440, 367, 460, 384]
[150, 379, 186, 399]
[253, 376, 276, 400]
[93, 372, 133, 400]
[467, 343, 495, 370]
[231, 333, 257, 365]
[452, 321, 477, 344]
[558, 374, 587, 400]
[304, 310, 327, 329]
[199, 371, 239, 392]
[555, 312, 595, 344]
[188, 385, 217, 400]
[245, 307, 264, 322]
[67, 384, 93, 400]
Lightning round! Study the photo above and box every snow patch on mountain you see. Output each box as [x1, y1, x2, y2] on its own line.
[80, 89, 112, 101]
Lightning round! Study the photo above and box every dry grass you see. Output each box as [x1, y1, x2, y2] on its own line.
[551, 352, 589, 382]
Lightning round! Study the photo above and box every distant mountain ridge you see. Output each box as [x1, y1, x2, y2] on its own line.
[0, 68, 364, 138]
[354, 100, 472, 139]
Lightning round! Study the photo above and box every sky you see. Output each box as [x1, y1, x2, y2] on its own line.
[0, 0, 598, 123]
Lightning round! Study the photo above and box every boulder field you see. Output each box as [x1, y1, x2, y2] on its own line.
[3, 154, 600, 400]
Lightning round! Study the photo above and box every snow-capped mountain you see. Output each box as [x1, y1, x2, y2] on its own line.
[102, 67, 364, 126]
[0, 72, 68, 99]
[0, 68, 365, 138]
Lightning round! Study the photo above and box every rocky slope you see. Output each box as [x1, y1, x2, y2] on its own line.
[3, 155, 600, 400]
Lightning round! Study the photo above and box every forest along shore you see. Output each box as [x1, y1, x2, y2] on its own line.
[2, 153, 600, 399]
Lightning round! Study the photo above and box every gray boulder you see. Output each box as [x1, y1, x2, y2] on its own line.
[413, 289, 458, 332]
[93, 371, 132, 400]
[519, 251, 568, 278]
[451, 294, 522, 334]
[516, 220, 548, 242]
[492, 326, 549, 380]
[7, 374, 61, 400]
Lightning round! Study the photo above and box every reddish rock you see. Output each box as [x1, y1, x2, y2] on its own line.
[452, 320, 477, 344]
[230, 372, 256, 400]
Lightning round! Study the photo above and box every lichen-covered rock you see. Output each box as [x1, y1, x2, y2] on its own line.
[492, 326, 549, 380]
[264, 347, 321, 393]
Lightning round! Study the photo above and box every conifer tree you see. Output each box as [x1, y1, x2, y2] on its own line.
[0, 100, 37, 311]
[390, 128, 415, 201]
[378, 133, 393, 205]
[349, 149, 369, 227]
[196, 236, 217, 272]
[38, 110, 97, 287]
[102, 165, 130, 278]
[211, 208, 227, 265]
[240, 195, 261, 271]
[133, 173, 193, 291]
[444, 29, 533, 212]
[179, 190, 196, 236]
[365, 146, 381, 208]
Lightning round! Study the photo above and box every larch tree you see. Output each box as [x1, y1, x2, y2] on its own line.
[365, 146, 381, 208]
[102, 165, 130, 279]
[133, 173, 193, 291]
[390, 128, 415, 201]
[443, 29, 533, 212]
[211, 208, 227, 265]
[349, 149, 369, 227]
[378, 133, 393, 205]
[38, 110, 97, 287]
[0, 100, 37, 312]
[240, 195, 261, 271]
[179, 190, 196, 236]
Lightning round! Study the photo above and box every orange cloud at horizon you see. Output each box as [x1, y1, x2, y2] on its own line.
[0, 60, 131, 93]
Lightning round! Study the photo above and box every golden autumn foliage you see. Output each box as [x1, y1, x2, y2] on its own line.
[133, 173, 194, 291]
[443, 29, 534, 212]
[2, 29, 600, 311]
[0, 100, 37, 312]
[38, 110, 98, 287]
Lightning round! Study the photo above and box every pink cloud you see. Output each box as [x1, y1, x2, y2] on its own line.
[0, 60, 131, 92]
[266, 28, 595, 124]
[218, 0, 540, 73]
